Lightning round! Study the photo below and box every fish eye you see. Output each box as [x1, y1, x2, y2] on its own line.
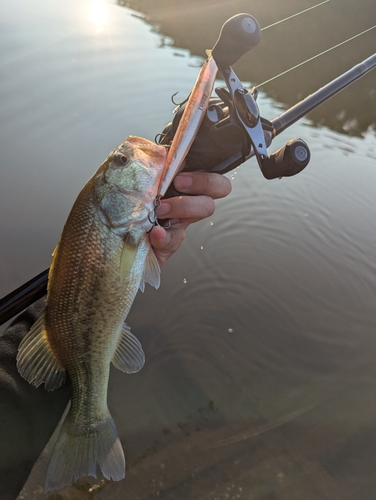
[115, 153, 129, 166]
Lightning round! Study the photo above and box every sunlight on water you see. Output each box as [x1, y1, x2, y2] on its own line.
[89, 0, 109, 33]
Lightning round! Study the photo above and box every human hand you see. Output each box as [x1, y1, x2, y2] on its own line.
[149, 172, 232, 266]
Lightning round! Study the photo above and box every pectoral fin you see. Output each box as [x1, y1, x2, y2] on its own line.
[139, 246, 161, 292]
[112, 323, 145, 373]
[120, 238, 138, 283]
[16, 308, 66, 391]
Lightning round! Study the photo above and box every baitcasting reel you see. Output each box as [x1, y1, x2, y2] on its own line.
[157, 13, 311, 198]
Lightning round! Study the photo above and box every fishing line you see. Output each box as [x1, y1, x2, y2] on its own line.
[258, 24, 376, 87]
[261, 0, 330, 31]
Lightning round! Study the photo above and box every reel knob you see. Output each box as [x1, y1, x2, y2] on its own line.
[289, 139, 310, 167]
[259, 138, 311, 180]
[212, 13, 262, 69]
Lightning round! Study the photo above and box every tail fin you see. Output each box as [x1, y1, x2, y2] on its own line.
[45, 409, 125, 492]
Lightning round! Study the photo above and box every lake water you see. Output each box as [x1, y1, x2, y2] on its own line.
[1, 0, 376, 498]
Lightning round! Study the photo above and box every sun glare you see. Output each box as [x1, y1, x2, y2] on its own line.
[89, 1, 109, 33]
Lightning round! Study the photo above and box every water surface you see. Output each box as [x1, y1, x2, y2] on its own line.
[1, 0, 376, 499]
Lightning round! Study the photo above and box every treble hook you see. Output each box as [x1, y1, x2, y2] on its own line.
[148, 197, 172, 229]
[171, 91, 190, 107]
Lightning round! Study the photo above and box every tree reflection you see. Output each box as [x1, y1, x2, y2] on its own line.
[122, 0, 376, 137]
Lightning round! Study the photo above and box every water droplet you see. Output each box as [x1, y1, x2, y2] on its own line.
[210, 221, 214, 226]
[200, 245, 204, 250]
[228, 328, 233, 334]
[183, 278, 187, 284]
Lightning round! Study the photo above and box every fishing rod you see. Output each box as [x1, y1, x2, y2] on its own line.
[1, 12, 375, 326]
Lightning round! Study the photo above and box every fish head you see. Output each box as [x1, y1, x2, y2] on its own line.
[101, 136, 167, 198]
[94, 136, 167, 238]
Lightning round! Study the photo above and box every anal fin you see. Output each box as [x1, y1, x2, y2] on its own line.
[112, 323, 145, 373]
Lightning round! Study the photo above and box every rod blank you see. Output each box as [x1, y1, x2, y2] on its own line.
[271, 53, 376, 136]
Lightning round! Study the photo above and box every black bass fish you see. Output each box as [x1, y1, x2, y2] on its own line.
[17, 136, 167, 491]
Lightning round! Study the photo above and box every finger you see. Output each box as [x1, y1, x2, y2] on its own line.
[149, 225, 166, 248]
[149, 225, 186, 266]
[173, 172, 232, 199]
[157, 195, 215, 221]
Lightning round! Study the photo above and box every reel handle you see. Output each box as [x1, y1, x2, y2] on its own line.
[212, 13, 262, 68]
[259, 138, 310, 180]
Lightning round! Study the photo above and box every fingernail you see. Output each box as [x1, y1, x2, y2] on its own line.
[157, 202, 171, 216]
[174, 174, 193, 190]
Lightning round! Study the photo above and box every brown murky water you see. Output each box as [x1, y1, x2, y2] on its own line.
[1, 0, 376, 498]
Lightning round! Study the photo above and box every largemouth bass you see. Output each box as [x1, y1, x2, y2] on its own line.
[16, 136, 167, 491]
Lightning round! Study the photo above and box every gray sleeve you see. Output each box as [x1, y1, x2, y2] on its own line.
[0, 299, 71, 500]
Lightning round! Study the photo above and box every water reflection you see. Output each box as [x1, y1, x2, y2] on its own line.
[126, 0, 376, 137]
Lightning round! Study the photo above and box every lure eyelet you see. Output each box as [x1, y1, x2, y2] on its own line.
[147, 197, 171, 230]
